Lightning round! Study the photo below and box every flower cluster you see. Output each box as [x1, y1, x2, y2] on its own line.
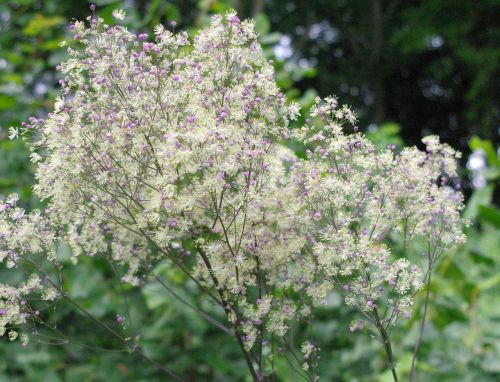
[284, 96, 465, 330]
[0, 194, 59, 344]
[5, 9, 466, 380]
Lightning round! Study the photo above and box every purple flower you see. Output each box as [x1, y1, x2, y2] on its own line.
[227, 15, 240, 25]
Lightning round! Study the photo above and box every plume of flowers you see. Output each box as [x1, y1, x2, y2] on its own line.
[4, 9, 466, 382]
[284, 96, 465, 333]
[0, 194, 59, 345]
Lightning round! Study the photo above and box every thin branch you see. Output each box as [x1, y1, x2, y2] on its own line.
[409, 258, 433, 382]
[373, 308, 398, 382]
[152, 274, 233, 336]
[21, 255, 185, 382]
[197, 246, 261, 382]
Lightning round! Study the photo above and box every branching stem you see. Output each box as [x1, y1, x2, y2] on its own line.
[374, 308, 398, 382]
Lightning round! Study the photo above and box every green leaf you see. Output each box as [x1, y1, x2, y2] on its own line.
[93, 0, 120, 5]
[254, 13, 270, 36]
[367, 122, 404, 150]
[23, 14, 64, 37]
[260, 32, 282, 45]
[478, 205, 500, 228]
[477, 273, 500, 292]
[142, 282, 168, 310]
[469, 136, 500, 167]
[0, 95, 16, 110]
[463, 185, 494, 221]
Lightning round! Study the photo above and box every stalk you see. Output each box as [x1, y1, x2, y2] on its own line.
[408, 270, 432, 382]
[374, 308, 399, 382]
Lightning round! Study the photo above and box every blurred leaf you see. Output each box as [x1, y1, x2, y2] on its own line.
[142, 282, 168, 310]
[93, 0, 120, 5]
[260, 32, 282, 45]
[469, 136, 500, 167]
[477, 273, 500, 292]
[23, 14, 64, 36]
[367, 122, 404, 150]
[463, 185, 494, 220]
[478, 205, 500, 228]
[0, 95, 16, 110]
[254, 13, 270, 36]
[164, 3, 181, 24]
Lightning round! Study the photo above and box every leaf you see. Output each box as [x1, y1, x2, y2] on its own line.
[0, 95, 15, 110]
[93, 0, 120, 5]
[463, 185, 493, 221]
[254, 13, 270, 36]
[477, 274, 500, 291]
[478, 205, 500, 228]
[142, 282, 168, 310]
[260, 32, 282, 45]
[469, 136, 500, 167]
[23, 14, 64, 37]
[367, 122, 404, 150]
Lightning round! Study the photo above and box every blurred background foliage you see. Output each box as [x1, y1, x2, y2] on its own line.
[0, 0, 498, 381]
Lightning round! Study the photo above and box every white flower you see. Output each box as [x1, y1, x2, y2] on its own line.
[1, 11, 466, 377]
[288, 102, 301, 120]
[8, 127, 19, 140]
[154, 24, 164, 35]
[112, 9, 126, 20]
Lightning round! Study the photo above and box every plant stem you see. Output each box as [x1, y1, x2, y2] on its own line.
[21, 256, 185, 381]
[153, 274, 233, 336]
[63, 295, 185, 381]
[409, 269, 432, 382]
[197, 247, 261, 382]
[374, 308, 398, 382]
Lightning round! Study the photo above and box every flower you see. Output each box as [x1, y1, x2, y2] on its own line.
[4, 10, 466, 377]
[8, 127, 19, 140]
[112, 9, 126, 20]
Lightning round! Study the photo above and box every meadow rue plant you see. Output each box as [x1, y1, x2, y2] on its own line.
[0, 193, 59, 347]
[3, 8, 466, 382]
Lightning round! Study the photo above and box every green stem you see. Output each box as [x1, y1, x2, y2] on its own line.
[374, 308, 398, 382]
[409, 270, 432, 382]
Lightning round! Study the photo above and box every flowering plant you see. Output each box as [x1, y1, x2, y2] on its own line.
[2, 8, 465, 381]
